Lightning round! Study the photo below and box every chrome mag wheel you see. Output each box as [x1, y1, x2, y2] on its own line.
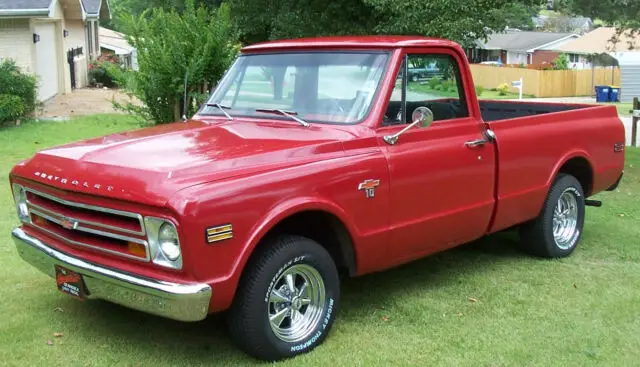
[552, 189, 580, 250]
[268, 264, 326, 343]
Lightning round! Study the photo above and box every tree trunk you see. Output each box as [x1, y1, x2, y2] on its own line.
[174, 99, 181, 122]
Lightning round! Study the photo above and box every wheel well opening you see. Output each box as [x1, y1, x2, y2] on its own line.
[559, 157, 593, 197]
[260, 211, 357, 277]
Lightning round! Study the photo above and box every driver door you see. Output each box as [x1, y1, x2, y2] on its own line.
[377, 49, 496, 264]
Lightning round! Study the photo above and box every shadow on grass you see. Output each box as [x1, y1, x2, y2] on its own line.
[62, 230, 531, 365]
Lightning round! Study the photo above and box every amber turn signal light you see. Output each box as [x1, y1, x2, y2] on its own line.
[127, 242, 147, 258]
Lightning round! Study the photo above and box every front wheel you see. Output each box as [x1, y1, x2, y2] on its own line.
[519, 173, 585, 258]
[227, 235, 340, 361]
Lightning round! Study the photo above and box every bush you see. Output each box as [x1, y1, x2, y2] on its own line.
[497, 83, 510, 96]
[442, 79, 456, 92]
[0, 94, 24, 122]
[475, 85, 484, 96]
[553, 53, 569, 70]
[113, 0, 240, 124]
[0, 59, 38, 123]
[428, 77, 441, 90]
[88, 54, 121, 88]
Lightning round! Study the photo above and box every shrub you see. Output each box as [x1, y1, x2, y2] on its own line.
[475, 85, 484, 96]
[497, 83, 510, 96]
[0, 94, 24, 123]
[442, 79, 457, 92]
[553, 53, 569, 70]
[0, 59, 38, 123]
[88, 54, 121, 88]
[428, 77, 441, 90]
[113, 0, 240, 124]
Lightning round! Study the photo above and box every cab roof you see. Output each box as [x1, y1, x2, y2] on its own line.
[241, 35, 462, 52]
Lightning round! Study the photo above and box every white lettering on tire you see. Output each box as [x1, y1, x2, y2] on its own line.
[290, 298, 334, 352]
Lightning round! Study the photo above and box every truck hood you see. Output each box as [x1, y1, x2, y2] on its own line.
[11, 119, 351, 207]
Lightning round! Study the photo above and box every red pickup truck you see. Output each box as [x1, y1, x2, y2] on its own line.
[10, 36, 625, 361]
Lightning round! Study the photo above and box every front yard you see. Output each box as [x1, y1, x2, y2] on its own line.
[1, 115, 639, 366]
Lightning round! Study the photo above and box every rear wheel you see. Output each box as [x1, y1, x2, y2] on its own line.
[227, 235, 340, 361]
[519, 173, 585, 258]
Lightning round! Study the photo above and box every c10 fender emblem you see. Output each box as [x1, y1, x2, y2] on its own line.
[358, 179, 380, 199]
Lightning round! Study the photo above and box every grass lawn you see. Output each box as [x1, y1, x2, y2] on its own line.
[609, 102, 634, 116]
[1, 114, 639, 366]
[409, 82, 533, 100]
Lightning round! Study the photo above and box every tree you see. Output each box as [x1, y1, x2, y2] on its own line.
[103, 0, 224, 31]
[228, 0, 545, 48]
[112, 0, 241, 123]
[488, 3, 538, 31]
[555, 0, 640, 49]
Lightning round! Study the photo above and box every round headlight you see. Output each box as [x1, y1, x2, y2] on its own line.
[158, 222, 181, 261]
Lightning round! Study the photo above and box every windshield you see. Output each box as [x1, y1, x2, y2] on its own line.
[202, 51, 390, 124]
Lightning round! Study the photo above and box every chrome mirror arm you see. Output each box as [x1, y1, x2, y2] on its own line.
[383, 106, 434, 145]
[383, 119, 422, 145]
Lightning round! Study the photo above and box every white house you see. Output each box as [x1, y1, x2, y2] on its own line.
[555, 27, 640, 70]
[468, 31, 578, 66]
[99, 26, 137, 71]
[0, 0, 111, 101]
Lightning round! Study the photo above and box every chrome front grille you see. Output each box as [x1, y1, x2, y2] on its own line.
[24, 188, 150, 261]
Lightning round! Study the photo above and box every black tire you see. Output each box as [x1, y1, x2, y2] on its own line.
[519, 173, 586, 258]
[227, 235, 340, 361]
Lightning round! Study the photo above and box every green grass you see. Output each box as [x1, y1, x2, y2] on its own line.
[1, 114, 640, 366]
[409, 82, 534, 100]
[609, 102, 633, 116]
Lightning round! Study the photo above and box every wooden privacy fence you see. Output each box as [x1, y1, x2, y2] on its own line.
[469, 65, 621, 98]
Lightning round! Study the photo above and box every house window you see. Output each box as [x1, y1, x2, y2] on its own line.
[569, 54, 580, 63]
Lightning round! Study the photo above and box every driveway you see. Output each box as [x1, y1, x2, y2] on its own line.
[39, 88, 140, 119]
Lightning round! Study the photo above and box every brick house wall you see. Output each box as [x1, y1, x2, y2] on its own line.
[532, 50, 560, 65]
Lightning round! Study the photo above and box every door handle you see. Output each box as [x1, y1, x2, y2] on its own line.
[465, 139, 486, 148]
[465, 129, 496, 149]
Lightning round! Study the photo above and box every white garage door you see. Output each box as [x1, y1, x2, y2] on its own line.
[34, 23, 60, 101]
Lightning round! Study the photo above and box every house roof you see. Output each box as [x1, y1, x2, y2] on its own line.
[555, 27, 640, 54]
[533, 16, 592, 29]
[0, 0, 52, 10]
[0, 0, 110, 18]
[99, 26, 134, 54]
[0, 0, 52, 15]
[475, 31, 577, 52]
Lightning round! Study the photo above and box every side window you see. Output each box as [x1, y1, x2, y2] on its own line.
[382, 53, 469, 126]
[406, 54, 469, 121]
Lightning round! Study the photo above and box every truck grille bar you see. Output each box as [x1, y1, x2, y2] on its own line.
[24, 187, 149, 261]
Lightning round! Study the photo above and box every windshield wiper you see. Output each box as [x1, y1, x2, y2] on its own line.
[205, 103, 233, 120]
[254, 109, 310, 127]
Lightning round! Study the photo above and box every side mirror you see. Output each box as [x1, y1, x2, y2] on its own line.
[383, 107, 434, 145]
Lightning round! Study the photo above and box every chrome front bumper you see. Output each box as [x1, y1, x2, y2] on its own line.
[12, 227, 211, 322]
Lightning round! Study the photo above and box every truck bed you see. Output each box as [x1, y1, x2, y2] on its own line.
[479, 100, 588, 122]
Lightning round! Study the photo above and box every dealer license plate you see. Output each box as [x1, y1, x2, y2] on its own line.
[54, 265, 86, 300]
